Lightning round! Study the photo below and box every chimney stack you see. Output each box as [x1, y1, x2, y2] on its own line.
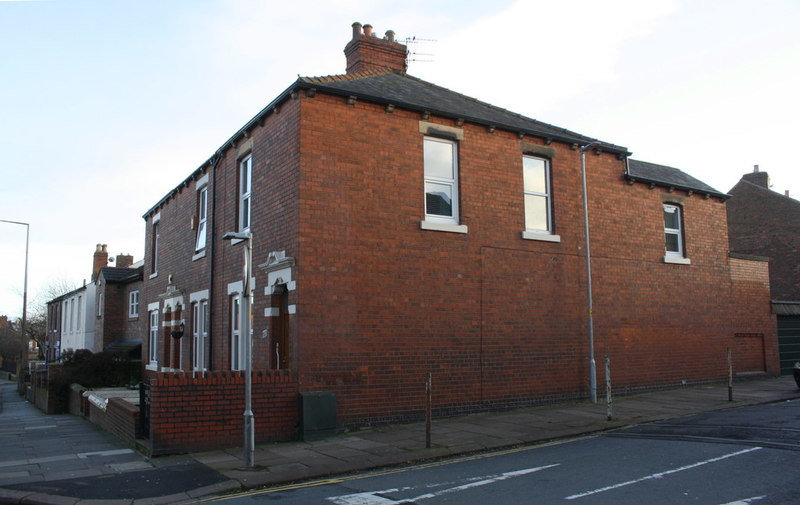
[92, 244, 109, 281]
[344, 21, 408, 75]
[742, 166, 770, 189]
[115, 253, 134, 269]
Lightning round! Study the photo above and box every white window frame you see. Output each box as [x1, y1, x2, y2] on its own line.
[423, 136, 460, 226]
[192, 300, 208, 371]
[195, 184, 208, 252]
[98, 293, 103, 317]
[230, 294, 243, 371]
[663, 204, 691, 264]
[148, 307, 159, 367]
[129, 290, 139, 318]
[521, 155, 561, 243]
[76, 295, 82, 331]
[149, 212, 161, 279]
[239, 155, 252, 232]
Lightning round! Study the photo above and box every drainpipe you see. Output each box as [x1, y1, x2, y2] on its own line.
[207, 150, 223, 370]
[580, 142, 601, 403]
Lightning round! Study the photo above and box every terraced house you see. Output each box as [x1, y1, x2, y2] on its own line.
[134, 22, 777, 454]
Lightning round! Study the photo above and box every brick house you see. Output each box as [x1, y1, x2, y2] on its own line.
[727, 167, 800, 373]
[135, 22, 777, 453]
[46, 245, 143, 357]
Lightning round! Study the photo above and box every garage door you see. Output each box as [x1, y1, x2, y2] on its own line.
[778, 315, 800, 374]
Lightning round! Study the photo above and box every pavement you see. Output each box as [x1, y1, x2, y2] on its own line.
[1, 375, 799, 504]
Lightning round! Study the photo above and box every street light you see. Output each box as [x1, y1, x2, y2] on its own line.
[579, 143, 600, 404]
[222, 230, 254, 468]
[0, 219, 29, 392]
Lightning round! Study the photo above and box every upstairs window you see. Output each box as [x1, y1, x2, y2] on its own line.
[195, 185, 208, 252]
[150, 213, 160, 278]
[239, 155, 252, 231]
[523, 156, 553, 233]
[129, 290, 139, 318]
[664, 204, 685, 258]
[76, 296, 82, 331]
[423, 137, 459, 225]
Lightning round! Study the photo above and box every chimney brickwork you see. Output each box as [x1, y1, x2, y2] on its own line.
[344, 22, 408, 75]
[115, 254, 134, 269]
[91, 244, 109, 281]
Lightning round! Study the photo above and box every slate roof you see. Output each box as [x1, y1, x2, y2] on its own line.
[99, 266, 143, 284]
[627, 159, 728, 200]
[299, 71, 629, 153]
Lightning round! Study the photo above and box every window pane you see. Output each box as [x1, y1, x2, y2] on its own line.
[665, 232, 681, 252]
[199, 188, 207, 220]
[524, 194, 549, 231]
[664, 206, 680, 229]
[425, 182, 453, 217]
[241, 157, 251, 194]
[195, 221, 206, 250]
[424, 139, 454, 179]
[523, 157, 547, 194]
[241, 196, 250, 229]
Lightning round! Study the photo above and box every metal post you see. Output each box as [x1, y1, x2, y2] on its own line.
[580, 145, 599, 403]
[605, 356, 612, 421]
[222, 230, 255, 468]
[727, 347, 733, 402]
[1, 220, 29, 392]
[425, 372, 432, 449]
[242, 235, 254, 467]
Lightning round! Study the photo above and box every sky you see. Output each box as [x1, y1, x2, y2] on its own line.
[1, 0, 798, 319]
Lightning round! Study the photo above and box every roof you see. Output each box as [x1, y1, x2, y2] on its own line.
[626, 159, 729, 200]
[299, 71, 629, 153]
[144, 70, 630, 218]
[99, 265, 143, 284]
[729, 177, 800, 208]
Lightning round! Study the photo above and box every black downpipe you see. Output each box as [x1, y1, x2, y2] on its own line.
[207, 150, 223, 370]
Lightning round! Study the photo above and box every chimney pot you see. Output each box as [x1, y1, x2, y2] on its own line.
[385, 30, 395, 42]
[786, 190, 790, 197]
[351, 21, 362, 39]
[754, 164, 759, 173]
[363, 24, 373, 37]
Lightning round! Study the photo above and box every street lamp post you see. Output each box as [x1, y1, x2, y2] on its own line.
[579, 144, 600, 404]
[222, 230, 254, 468]
[0, 219, 29, 392]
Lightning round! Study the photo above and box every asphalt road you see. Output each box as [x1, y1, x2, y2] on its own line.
[202, 400, 800, 505]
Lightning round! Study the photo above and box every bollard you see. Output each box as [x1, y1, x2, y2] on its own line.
[605, 356, 612, 421]
[727, 347, 733, 402]
[425, 372, 432, 448]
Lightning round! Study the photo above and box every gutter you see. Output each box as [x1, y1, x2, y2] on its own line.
[625, 173, 731, 201]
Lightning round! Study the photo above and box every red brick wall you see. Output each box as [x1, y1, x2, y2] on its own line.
[142, 97, 301, 373]
[727, 179, 800, 301]
[728, 256, 778, 373]
[136, 82, 779, 433]
[89, 398, 139, 446]
[292, 93, 777, 425]
[95, 278, 127, 351]
[146, 370, 298, 455]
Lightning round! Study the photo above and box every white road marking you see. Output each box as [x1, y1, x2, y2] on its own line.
[77, 448, 135, 458]
[328, 464, 560, 505]
[565, 447, 763, 500]
[718, 497, 766, 505]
